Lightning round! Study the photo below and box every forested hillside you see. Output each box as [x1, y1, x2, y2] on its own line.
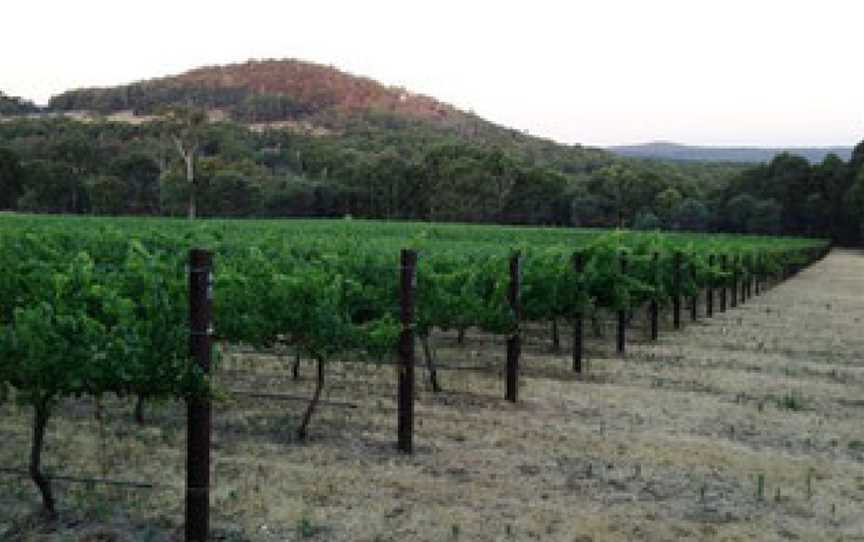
[41, 59, 617, 173]
[1, 58, 860, 243]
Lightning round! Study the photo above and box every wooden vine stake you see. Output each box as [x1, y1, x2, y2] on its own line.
[673, 251, 682, 330]
[690, 259, 698, 322]
[756, 252, 765, 295]
[617, 252, 627, 354]
[571, 252, 584, 373]
[187, 249, 213, 542]
[720, 254, 728, 312]
[755, 253, 761, 296]
[706, 254, 715, 317]
[650, 252, 659, 341]
[731, 255, 738, 308]
[506, 252, 522, 402]
[397, 249, 417, 453]
[746, 254, 753, 300]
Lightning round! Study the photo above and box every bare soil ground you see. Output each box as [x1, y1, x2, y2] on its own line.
[2, 249, 864, 541]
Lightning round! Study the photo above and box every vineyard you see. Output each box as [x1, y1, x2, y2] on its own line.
[0, 213, 834, 540]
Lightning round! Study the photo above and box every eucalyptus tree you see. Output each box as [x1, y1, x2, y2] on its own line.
[160, 105, 208, 219]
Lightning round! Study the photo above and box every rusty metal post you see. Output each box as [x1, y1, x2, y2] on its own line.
[187, 249, 213, 542]
[398, 249, 417, 453]
[506, 253, 522, 402]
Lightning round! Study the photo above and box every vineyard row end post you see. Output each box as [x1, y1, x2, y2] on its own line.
[650, 252, 659, 341]
[730, 255, 738, 309]
[506, 252, 522, 402]
[690, 259, 698, 322]
[187, 249, 213, 542]
[755, 253, 761, 296]
[706, 254, 714, 317]
[617, 252, 627, 354]
[398, 249, 417, 453]
[673, 251, 682, 330]
[572, 252, 584, 373]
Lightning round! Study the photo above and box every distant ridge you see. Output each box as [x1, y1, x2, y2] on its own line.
[608, 141, 853, 163]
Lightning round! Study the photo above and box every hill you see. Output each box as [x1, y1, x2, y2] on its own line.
[41, 58, 612, 174]
[609, 141, 853, 163]
[0, 58, 805, 230]
[46, 59, 463, 124]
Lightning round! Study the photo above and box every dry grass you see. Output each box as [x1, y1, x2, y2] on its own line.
[2, 249, 864, 541]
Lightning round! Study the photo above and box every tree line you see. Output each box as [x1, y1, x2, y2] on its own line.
[0, 111, 860, 242]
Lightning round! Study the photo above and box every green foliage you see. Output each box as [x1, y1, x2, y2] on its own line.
[776, 390, 805, 411]
[670, 198, 711, 231]
[848, 440, 864, 451]
[633, 211, 661, 231]
[0, 54, 753, 228]
[720, 150, 864, 243]
[0, 213, 827, 512]
[0, 147, 23, 209]
[3, 59, 860, 239]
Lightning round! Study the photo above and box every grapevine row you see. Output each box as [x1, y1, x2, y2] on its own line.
[0, 216, 829, 517]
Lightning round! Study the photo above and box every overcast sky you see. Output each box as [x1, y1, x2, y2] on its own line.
[2, 0, 862, 147]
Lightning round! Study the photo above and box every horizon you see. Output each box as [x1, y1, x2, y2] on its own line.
[605, 140, 856, 149]
[3, 1, 863, 148]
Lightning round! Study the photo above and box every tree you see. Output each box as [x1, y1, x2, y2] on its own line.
[725, 194, 759, 233]
[765, 153, 814, 234]
[17, 160, 83, 213]
[653, 187, 683, 227]
[747, 198, 783, 235]
[109, 153, 161, 214]
[485, 149, 517, 221]
[587, 165, 665, 227]
[812, 154, 851, 241]
[571, 194, 614, 227]
[502, 167, 566, 224]
[201, 170, 263, 217]
[46, 132, 97, 213]
[633, 209, 661, 230]
[670, 198, 711, 231]
[801, 193, 830, 236]
[850, 140, 864, 173]
[844, 167, 864, 243]
[0, 147, 22, 209]
[84, 174, 127, 215]
[161, 106, 208, 219]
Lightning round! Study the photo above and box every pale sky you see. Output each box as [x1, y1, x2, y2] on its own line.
[2, 0, 862, 147]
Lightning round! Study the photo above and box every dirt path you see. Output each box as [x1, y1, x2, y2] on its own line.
[2, 249, 863, 541]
